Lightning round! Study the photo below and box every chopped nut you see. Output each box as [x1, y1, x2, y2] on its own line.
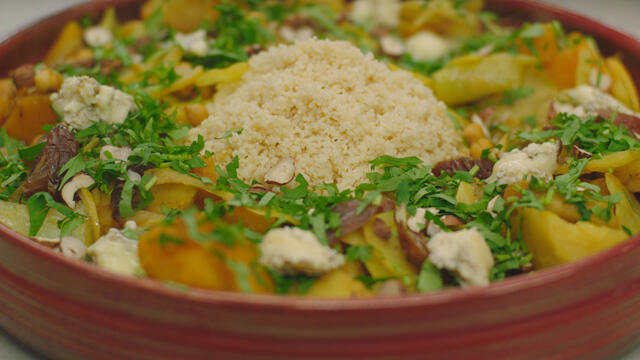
[249, 184, 271, 193]
[572, 145, 593, 159]
[100, 145, 132, 162]
[12, 64, 35, 88]
[60, 236, 87, 259]
[264, 157, 296, 185]
[440, 214, 463, 229]
[33, 236, 60, 248]
[61, 173, 95, 209]
[486, 196, 500, 218]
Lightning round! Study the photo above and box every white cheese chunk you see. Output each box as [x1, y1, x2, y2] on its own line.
[50, 76, 137, 130]
[83, 26, 113, 47]
[259, 227, 344, 276]
[488, 142, 558, 185]
[279, 26, 315, 43]
[405, 31, 450, 62]
[558, 84, 636, 116]
[351, 0, 401, 29]
[407, 207, 440, 234]
[427, 228, 494, 287]
[87, 225, 143, 277]
[175, 30, 209, 57]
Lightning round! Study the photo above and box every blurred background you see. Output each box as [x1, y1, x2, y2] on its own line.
[0, 0, 639, 359]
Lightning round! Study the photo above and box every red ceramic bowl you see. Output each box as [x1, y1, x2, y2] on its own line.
[2, 1, 640, 359]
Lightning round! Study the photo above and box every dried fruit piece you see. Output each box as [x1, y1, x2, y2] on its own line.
[20, 125, 79, 198]
[432, 157, 494, 179]
[394, 204, 430, 268]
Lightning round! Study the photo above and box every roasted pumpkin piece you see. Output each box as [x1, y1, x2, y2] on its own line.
[517, 23, 559, 67]
[138, 216, 273, 293]
[3, 94, 58, 143]
[147, 183, 199, 213]
[519, 208, 628, 268]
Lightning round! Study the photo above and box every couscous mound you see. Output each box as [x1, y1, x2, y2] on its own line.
[192, 38, 467, 189]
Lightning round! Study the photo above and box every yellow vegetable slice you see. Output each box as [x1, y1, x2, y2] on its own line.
[605, 173, 640, 235]
[99, 7, 119, 34]
[195, 62, 249, 87]
[455, 181, 482, 205]
[362, 212, 417, 279]
[78, 187, 100, 244]
[0, 199, 89, 243]
[606, 57, 640, 112]
[520, 208, 628, 268]
[44, 21, 84, 65]
[341, 231, 393, 278]
[614, 159, 640, 192]
[432, 53, 535, 106]
[584, 150, 640, 174]
[152, 63, 203, 98]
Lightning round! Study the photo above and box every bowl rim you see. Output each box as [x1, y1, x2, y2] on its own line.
[2, 0, 640, 312]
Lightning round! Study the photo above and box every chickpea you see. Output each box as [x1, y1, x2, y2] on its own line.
[470, 138, 492, 158]
[34, 67, 64, 93]
[184, 103, 209, 126]
[462, 123, 485, 144]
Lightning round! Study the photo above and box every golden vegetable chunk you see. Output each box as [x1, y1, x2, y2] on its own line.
[306, 265, 372, 298]
[44, 21, 84, 65]
[520, 208, 628, 269]
[432, 53, 534, 105]
[3, 94, 58, 143]
[155, 0, 219, 33]
[148, 184, 199, 213]
[138, 218, 273, 293]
